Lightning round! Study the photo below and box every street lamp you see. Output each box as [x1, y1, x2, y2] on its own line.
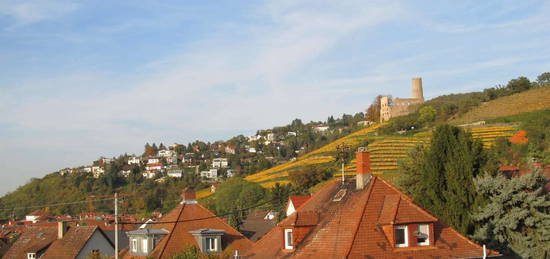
[336, 142, 351, 183]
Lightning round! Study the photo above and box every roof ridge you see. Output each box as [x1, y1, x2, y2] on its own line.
[345, 176, 377, 258]
[157, 203, 185, 259]
[376, 176, 437, 221]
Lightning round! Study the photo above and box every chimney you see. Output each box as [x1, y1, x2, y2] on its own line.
[181, 189, 197, 204]
[356, 147, 372, 190]
[57, 221, 68, 239]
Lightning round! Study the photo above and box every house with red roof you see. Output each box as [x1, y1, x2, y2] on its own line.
[121, 189, 252, 258]
[285, 195, 311, 216]
[243, 148, 501, 259]
[4, 222, 114, 259]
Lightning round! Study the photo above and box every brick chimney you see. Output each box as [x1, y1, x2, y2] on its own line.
[356, 147, 372, 190]
[181, 189, 197, 204]
[57, 221, 68, 239]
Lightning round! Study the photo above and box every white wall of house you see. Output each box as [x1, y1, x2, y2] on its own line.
[286, 202, 296, 217]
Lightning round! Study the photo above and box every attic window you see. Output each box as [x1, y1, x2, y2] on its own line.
[416, 224, 429, 246]
[284, 229, 293, 249]
[27, 253, 36, 259]
[395, 225, 408, 248]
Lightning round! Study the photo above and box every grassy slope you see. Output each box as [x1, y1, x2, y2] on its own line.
[451, 87, 550, 124]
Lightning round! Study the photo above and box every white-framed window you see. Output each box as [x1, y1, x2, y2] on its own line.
[27, 253, 36, 259]
[142, 238, 148, 253]
[416, 224, 430, 246]
[395, 225, 408, 248]
[205, 237, 217, 252]
[131, 238, 138, 252]
[284, 229, 293, 249]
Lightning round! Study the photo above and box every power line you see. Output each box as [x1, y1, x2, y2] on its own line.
[119, 198, 277, 225]
[0, 197, 117, 212]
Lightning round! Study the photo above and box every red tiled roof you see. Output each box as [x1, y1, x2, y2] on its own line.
[124, 201, 253, 259]
[42, 226, 113, 259]
[244, 177, 500, 259]
[3, 226, 57, 259]
[146, 163, 163, 167]
[286, 195, 311, 213]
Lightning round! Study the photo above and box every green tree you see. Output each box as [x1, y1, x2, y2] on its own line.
[473, 170, 550, 258]
[288, 166, 331, 192]
[536, 72, 550, 86]
[417, 105, 437, 125]
[506, 76, 532, 94]
[400, 124, 486, 234]
[214, 177, 265, 230]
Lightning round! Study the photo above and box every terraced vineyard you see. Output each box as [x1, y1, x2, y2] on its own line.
[198, 124, 517, 198]
[245, 123, 386, 187]
[467, 126, 516, 148]
[343, 136, 429, 182]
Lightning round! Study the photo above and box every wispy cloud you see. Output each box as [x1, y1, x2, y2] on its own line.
[0, 0, 79, 27]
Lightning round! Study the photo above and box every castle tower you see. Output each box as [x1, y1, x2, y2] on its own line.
[412, 77, 424, 101]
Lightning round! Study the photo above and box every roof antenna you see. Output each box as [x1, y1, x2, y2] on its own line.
[336, 142, 351, 184]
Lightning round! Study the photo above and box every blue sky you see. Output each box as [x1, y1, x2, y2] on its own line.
[1, 0, 549, 195]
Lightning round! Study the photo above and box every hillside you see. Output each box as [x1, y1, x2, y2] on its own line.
[451, 87, 550, 124]
[201, 123, 517, 199]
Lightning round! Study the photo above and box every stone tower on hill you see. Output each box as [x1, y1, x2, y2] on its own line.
[380, 77, 425, 122]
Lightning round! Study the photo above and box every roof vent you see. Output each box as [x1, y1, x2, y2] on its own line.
[333, 189, 347, 202]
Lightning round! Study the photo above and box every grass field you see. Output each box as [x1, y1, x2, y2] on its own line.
[451, 87, 550, 124]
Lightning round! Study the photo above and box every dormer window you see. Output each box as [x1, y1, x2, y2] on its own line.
[284, 229, 293, 249]
[27, 253, 36, 259]
[416, 224, 429, 246]
[206, 237, 217, 252]
[189, 229, 225, 254]
[131, 238, 138, 252]
[395, 225, 408, 247]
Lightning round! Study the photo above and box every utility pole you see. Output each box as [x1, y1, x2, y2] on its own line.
[114, 193, 118, 259]
[336, 142, 351, 183]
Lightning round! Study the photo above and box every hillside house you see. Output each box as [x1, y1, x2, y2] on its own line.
[225, 145, 236, 154]
[25, 210, 51, 224]
[243, 148, 500, 259]
[248, 147, 256, 153]
[128, 156, 141, 165]
[142, 171, 158, 179]
[312, 125, 329, 133]
[147, 158, 160, 164]
[167, 169, 183, 178]
[120, 190, 252, 258]
[145, 163, 163, 171]
[92, 166, 104, 178]
[212, 158, 228, 169]
[287, 132, 297, 137]
[4, 223, 114, 259]
[80, 167, 92, 173]
[200, 169, 218, 180]
[158, 149, 175, 158]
